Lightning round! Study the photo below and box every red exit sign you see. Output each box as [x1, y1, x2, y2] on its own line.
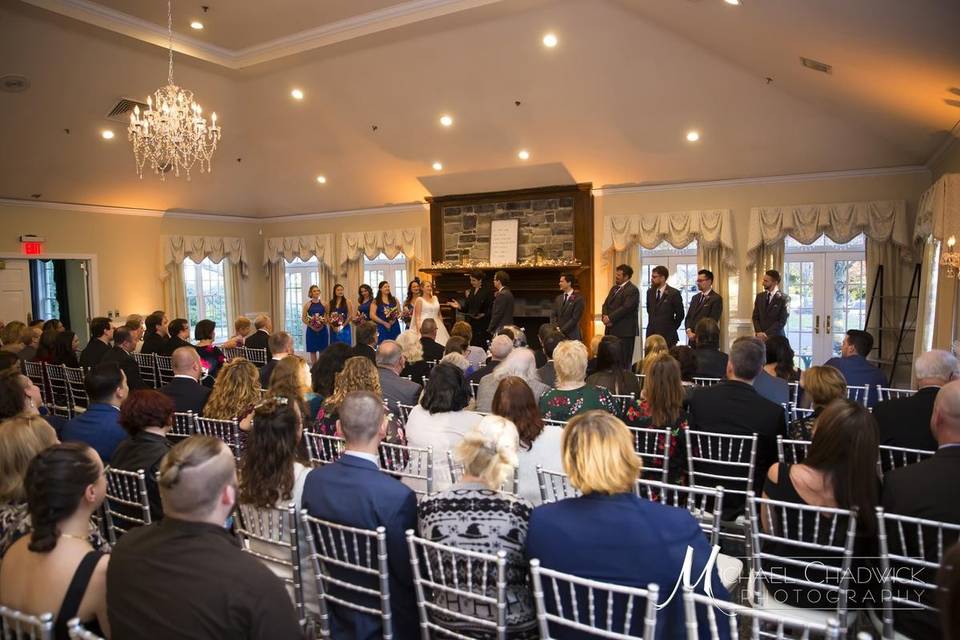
[22, 242, 43, 256]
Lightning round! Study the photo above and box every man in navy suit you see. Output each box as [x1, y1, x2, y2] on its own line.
[301, 391, 418, 640]
[824, 329, 888, 407]
[62, 362, 129, 463]
[685, 269, 723, 344]
[601, 264, 641, 368]
[752, 269, 788, 339]
[644, 265, 685, 348]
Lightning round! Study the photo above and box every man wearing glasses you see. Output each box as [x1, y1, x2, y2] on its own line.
[685, 269, 723, 344]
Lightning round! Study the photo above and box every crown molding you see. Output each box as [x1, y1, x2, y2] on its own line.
[24, 0, 506, 69]
[264, 202, 429, 222]
[0, 197, 166, 218]
[593, 165, 930, 196]
[925, 126, 959, 172]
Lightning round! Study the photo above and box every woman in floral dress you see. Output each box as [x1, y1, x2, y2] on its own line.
[538, 340, 616, 422]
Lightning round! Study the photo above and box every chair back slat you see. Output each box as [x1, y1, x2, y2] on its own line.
[23, 361, 50, 407]
[776, 436, 811, 465]
[64, 366, 89, 412]
[305, 432, 345, 466]
[168, 411, 195, 442]
[692, 377, 722, 388]
[223, 346, 245, 362]
[627, 426, 671, 484]
[103, 467, 152, 545]
[66, 617, 106, 639]
[536, 467, 581, 504]
[878, 444, 934, 473]
[246, 347, 269, 367]
[44, 363, 74, 418]
[681, 587, 841, 640]
[194, 417, 241, 460]
[542, 418, 567, 429]
[0, 606, 55, 640]
[846, 384, 870, 406]
[634, 479, 723, 546]
[877, 385, 916, 402]
[132, 352, 158, 389]
[379, 442, 432, 498]
[787, 381, 800, 407]
[155, 355, 174, 386]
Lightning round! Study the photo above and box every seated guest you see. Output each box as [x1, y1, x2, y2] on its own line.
[537, 326, 563, 387]
[50, 330, 81, 368]
[192, 319, 225, 387]
[377, 340, 422, 415]
[687, 336, 786, 518]
[159, 346, 211, 414]
[788, 365, 846, 440]
[353, 320, 378, 364]
[163, 318, 192, 356]
[315, 356, 404, 446]
[79, 317, 113, 369]
[101, 326, 147, 390]
[302, 391, 418, 640]
[692, 317, 728, 380]
[260, 331, 294, 388]
[623, 353, 688, 484]
[451, 321, 486, 370]
[753, 364, 790, 406]
[763, 335, 799, 383]
[938, 543, 960, 640]
[124, 314, 144, 344]
[534, 324, 553, 369]
[111, 390, 174, 521]
[0, 351, 18, 375]
[761, 399, 879, 611]
[203, 358, 261, 446]
[418, 415, 536, 636]
[874, 349, 958, 451]
[310, 342, 352, 413]
[0, 321, 25, 355]
[43, 319, 64, 333]
[476, 348, 550, 413]
[585, 334, 603, 377]
[0, 368, 45, 421]
[443, 335, 470, 364]
[539, 340, 616, 422]
[62, 363, 129, 463]
[526, 410, 730, 639]
[670, 345, 699, 405]
[222, 316, 254, 349]
[107, 435, 300, 638]
[267, 354, 313, 423]
[0, 443, 110, 638]
[419, 318, 446, 363]
[586, 335, 642, 397]
[824, 329, 887, 406]
[632, 334, 668, 375]
[468, 334, 513, 385]
[500, 325, 527, 349]
[439, 346, 472, 375]
[493, 376, 562, 505]
[35, 329, 58, 363]
[139, 312, 168, 355]
[396, 330, 430, 386]
[406, 363, 483, 490]
[0, 415, 60, 557]
[243, 314, 273, 354]
[16, 325, 41, 362]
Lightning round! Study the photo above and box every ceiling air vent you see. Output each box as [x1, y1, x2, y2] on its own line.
[106, 97, 149, 123]
[800, 57, 832, 74]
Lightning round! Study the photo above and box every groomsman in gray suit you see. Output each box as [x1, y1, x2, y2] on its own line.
[752, 269, 789, 340]
[685, 269, 723, 344]
[550, 273, 585, 340]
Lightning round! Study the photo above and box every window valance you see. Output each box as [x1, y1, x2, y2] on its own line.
[747, 200, 909, 267]
[161, 235, 249, 279]
[262, 234, 334, 272]
[914, 174, 960, 241]
[339, 228, 423, 272]
[601, 209, 735, 267]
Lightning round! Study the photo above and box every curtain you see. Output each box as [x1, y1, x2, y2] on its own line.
[160, 236, 248, 322]
[753, 241, 785, 296]
[339, 228, 424, 300]
[224, 262, 244, 328]
[698, 243, 729, 347]
[866, 238, 915, 385]
[161, 261, 187, 319]
[262, 235, 335, 273]
[267, 261, 286, 334]
[601, 209, 736, 266]
[912, 238, 940, 381]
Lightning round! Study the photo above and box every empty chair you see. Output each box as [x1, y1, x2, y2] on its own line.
[22, 361, 49, 407]
[684, 430, 757, 522]
[168, 411, 195, 441]
[63, 367, 89, 412]
[380, 441, 433, 498]
[103, 467, 152, 544]
[154, 355, 174, 386]
[0, 606, 53, 640]
[132, 352, 157, 389]
[776, 436, 811, 465]
[304, 432, 345, 466]
[536, 467, 581, 504]
[44, 363, 74, 418]
[194, 416, 241, 459]
[878, 444, 934, 473]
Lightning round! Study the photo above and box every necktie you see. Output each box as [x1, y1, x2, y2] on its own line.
[767, 292, 773, 306]
[656, 289, 662, 302]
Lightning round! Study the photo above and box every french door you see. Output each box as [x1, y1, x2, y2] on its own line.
[783, 252, 867, 369]
[638, 243, 699, 345]
[284, 257, 321, 352]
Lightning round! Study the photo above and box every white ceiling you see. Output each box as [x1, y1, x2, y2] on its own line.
[1, 0, 958, 218]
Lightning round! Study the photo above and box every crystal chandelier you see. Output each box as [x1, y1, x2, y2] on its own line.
[941, 235, 960, 278]
[128, 0, 221, 180]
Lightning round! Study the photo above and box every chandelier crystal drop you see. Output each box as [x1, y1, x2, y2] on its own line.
[128, 0, 221, 180]
[942, 235, 960, 279]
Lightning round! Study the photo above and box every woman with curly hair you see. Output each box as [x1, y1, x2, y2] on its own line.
[239, 396, 309, 511]
[204, 358, 261, 453]
[316, 357, 405, 446]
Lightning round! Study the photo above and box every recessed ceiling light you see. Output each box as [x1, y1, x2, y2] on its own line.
[439, 114, 453, 127]
[432, 161, 443, 171]
[316, 175, 327, 184]
[723, 0, 741, 5]
[542, 33, 558, 48]
[101, 130, 114, 140]
[190, 21, 204, 30]
[517, 149, 530, 160]
[686, 130, 700, 142]
[291, 88, 304, 100]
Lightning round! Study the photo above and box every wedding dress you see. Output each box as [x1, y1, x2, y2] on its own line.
[418, 296, 449, 346]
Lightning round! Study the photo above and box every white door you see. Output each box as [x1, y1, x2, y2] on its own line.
[284, 257, 321, 352]
[639, 246, 699, 345]
[0, 260, 32, 324]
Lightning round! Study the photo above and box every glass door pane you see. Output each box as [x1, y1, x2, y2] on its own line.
[669, 260, 699, 345]
[830, 256, 867, 359]
[783, 259, 818, 369]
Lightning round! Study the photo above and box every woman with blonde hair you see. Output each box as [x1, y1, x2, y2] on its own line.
[397, 329, 429, 386]
[315, 357, 405, 448]
[417, 415, 535, 637]
[538, 340, 616, 422]
[526, 410, 729, 637]
[633, 334, 668, 375]
[476, 348, 550, 413]
[204, 358, 261, 452]
[789, 365, 847, 439]
[268, 355, 314, 426]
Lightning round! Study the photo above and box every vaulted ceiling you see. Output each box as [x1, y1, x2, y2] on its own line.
[1, 0, 958, 217]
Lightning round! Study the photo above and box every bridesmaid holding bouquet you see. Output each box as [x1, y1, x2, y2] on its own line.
[302, 285, 329, 365]
[371, 280, 402, 343]
[356, 284, 374, 325]
[328, 283, 353, 346]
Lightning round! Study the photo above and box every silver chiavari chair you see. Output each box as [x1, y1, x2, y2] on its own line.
[446, 450, 517, 493]
[304, 432, 345, 466]
[132, 352, 158, 388]
[542, 418, 567, 429]
[874, 508, 960, 640]
[103, 467, 152, 545]
[877, 444, 934, 473]
[692, 376, 723, 388]
[300, 514, 393, 640]
[379, 442, 433, 498]
[66, 618, 106, 640]
[168, 411, 195, 442]
[407, 531, 522, 640]
[155, 354, 174, 386]
[608, 392, 636, 415]
[876, 385, 916, 402]
[22, 360, 50, 407]
[44, 363, 74, 417]
[776, 436, 811, 465]
[529, 559, 659, 640]
[634, 373, 645, 392]
[681, 586, 841, 640]
[788, 381, 801, 407]
[685, 430, 757, 544]
[396, 403, 415, 428]
[536, 467, 581, 504]
[847, 384, 870, 407]
[222, 346, 245, 362]
[626, 426, 671, 483]
[469, 381, 479, 398]
[235, 502, 309, 633]
[246, 347, 269, 367]
[194, 416, 242, 460]
[746, 492, 859, 634]
[0, 606, 54, 640]
[791, 406, 815, 422]
[64, 366, 89, 413]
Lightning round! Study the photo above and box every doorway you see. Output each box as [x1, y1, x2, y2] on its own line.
[638, 240, 699, 346]
[0, 258, 92, 343]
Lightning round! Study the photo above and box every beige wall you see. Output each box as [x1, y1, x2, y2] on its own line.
[931, 137, 960, 181]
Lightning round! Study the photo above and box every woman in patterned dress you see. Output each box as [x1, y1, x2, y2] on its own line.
[370, 281, 401, 344]
[301, 285, 329, 366]
[538, 340, 617, 423]
[327, 283, 353, 347]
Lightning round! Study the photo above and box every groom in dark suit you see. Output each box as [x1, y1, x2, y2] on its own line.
[601, 264, 641, 368]
[487, 270, 514, 336]
[645, 265, 685, 348]
[685, 269, 723, 345]
[752, 269, 789, 339]
[550, 273, 585, 340]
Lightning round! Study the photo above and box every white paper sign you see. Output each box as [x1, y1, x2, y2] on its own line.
[489, 219, 519, 265]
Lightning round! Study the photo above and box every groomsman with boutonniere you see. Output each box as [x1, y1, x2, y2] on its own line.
[752, 269, 789, 340]
[645, 265, 685, 348]
[601, 264, 641, 368]
[684, 269, 723, 344]
[550, 273, 585, 340]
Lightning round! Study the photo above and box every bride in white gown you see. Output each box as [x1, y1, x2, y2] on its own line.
[413, 280, 449, 346]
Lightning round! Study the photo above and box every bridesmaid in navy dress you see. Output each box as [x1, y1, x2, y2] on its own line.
[357, 284, 374, 324]
[371, 280, 401, 344]
[328, 283, 353, 347]
[402, 278, 421, 332]
[301, 285, 329, 365]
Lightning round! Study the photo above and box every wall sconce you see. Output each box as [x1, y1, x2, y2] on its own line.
[942, 235, 960, 278]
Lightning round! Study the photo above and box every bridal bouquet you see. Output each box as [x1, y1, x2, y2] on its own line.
[308, 313, 326, 331]
[384, 305, 400, 321]
[328, 311, 346, 333]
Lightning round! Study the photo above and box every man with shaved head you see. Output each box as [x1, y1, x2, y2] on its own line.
[107, 436, 300, 639]
[302, 391, 418, 639]
[875, 350, 959, 450]
[882, 379, 960, 638]
[159, 346, 211, 414]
